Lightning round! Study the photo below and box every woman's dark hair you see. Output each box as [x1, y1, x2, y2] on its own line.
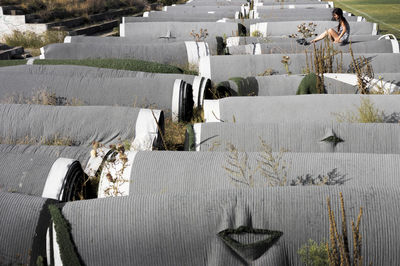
[332, 8, 347, 32]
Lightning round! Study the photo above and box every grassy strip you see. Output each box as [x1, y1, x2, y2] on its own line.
[0, 60, 27, 67]
[34, 59, 185, 74]
[331, 0, 400, 39]
[48, 205, 82, 266]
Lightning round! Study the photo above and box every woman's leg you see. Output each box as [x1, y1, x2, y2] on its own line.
[311, 30, 328, 43]
[327, 28, 340, 42]
[311, 28, 340, 43]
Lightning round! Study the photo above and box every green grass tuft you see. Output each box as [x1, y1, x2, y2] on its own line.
[48, 205, 82, 266]
[0, 60, 27, 67]
[34, 58, 185, 74]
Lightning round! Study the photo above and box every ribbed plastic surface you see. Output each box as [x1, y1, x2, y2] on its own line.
[61, 186, 400, 265]
[128, 151, 400, 193]
[42, 42, 189, 65]
[0, 192, 55, 265]
[215, 95, 400, 123]
[0, 104, 141, 146]
[0, 144, 92, 167]
[0, 73, 181, 110]
[196, 121, 400, 153]
[204, 53, 400, 81]
[0, 64, 196, 82]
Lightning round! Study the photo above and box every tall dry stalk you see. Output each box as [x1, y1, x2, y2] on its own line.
[306, 38, 342, 93]
[326, 192, 363, 266]
[349, 43, 374, 94]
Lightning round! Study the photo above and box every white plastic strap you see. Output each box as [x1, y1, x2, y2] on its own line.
[378, 34, 399, 53]
[42, 158, 75, 200]
[226, 37, 240, 47]
[185, 41, 210, 67]
[133, 109, 161, 150]
[203, 99, 221, 122]
[372, 23, 378, 35]
[120, 23, 125, 37]
[39, 47, 45, 59]
[250, 22, 268, 37]
[171, 79, 182, 122]
[254, 43, 262, 55]
[84, 147, 110, 177]
[63, 36, 71, 43]
[193, 123, 202, 151]
[199, 56, 212, 79]
[97, 151, 137, 198]
[46, 224, 62, 266]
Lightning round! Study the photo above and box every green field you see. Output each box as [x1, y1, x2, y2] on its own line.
[330, 0, 400, 39]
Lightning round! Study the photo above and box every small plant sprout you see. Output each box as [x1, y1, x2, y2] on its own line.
[190, 28, 208, 42]
[251, 30, 263, 38]
[298, 239, 329, 266]
[281, 55, 292, 75]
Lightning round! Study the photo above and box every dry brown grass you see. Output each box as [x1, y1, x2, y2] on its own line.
[0, 134, 75, 146]
[0, 89, 83, 106]
[3, 0, 145, 22]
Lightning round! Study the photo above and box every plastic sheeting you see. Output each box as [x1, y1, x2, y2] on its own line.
[0, 144, 92, 167]
[64, 35, 222, 55]
[255, 3, 330, 9]
[143, 10, 237, 19]
[0, 192, 55, 265]
[40, 42, 202, 66]
[127, 151, 400, 193]
[250, 21, 377, 37]
[226, 34, 390, 47]
[54, 186, 400, 265]
[124, 16, 224, 22]
[215, 73, 400, 96]
[0, 104, 164, 148]
[188, 121, 400, 153]
[121, 22, 246, 40]
[226, 39, 398, 55]
[0, 72, 195, 119]
[0, 64, 196, 80]
[0, 151, 85, 200]
[203, 94, 400, 123]
[200, 53, 400, 81]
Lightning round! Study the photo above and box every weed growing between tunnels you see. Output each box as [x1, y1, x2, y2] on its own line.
[0, 89, 83, 106]
[281, 55, 292, 75]
[289, 22, 318, 39]
[298, 192, 364, 266]
[222, 139, 347, 188]
[333, 97, 385, 123]
[3, 30, 67, 56]
[89, 140, 132, 197]
[0, 134, 76, 146]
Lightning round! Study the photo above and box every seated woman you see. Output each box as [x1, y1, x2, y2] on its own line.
[311, 8, 350, 44]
